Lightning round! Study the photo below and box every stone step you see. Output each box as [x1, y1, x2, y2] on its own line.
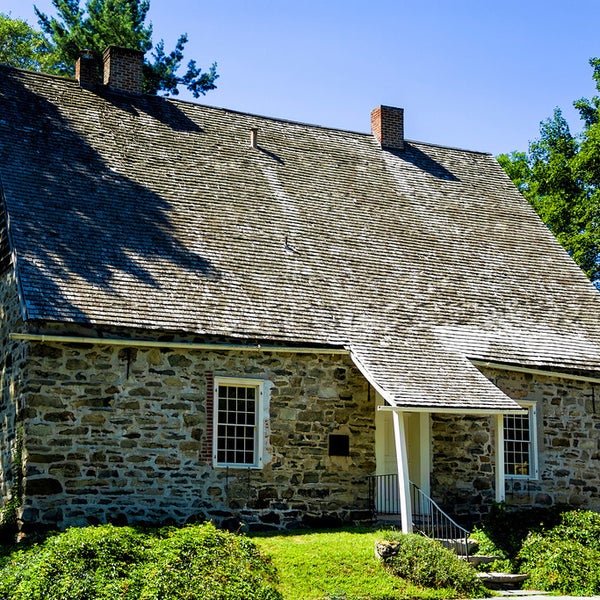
[477, 572, 529, 590]
[462, 554, 502, 566]
[437, 537, 478, 555]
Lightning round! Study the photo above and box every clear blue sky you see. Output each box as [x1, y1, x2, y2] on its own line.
[3, 0, 600, 155]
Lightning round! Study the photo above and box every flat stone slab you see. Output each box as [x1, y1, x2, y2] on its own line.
[478, 572, 529, 590]
[493, 592, 550, 597]
[464, 554, 502, 566]
[438, 537, 478, 555]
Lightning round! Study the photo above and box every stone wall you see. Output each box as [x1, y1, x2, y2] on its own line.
[10, 323, 600, 531]
[19, 340, 374, 531]
[0, 271, 28, 521]
[490, 367, 600, 510]
[430, 413, 494, 517]
[431, 366, 600, 518]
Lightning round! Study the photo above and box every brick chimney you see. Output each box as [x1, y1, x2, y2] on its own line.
[75, 50, 98, 88]
[102, 46, 144, 94]
[371, 105, 404, 150]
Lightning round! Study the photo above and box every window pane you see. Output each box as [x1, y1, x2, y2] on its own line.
[504, 408, 533, 477]
[216, 383, 259, 466]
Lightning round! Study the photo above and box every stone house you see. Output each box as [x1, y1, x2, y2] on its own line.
[1, 47, 600, 534]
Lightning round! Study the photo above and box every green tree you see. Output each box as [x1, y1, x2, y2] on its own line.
[0, 13, 57, 71]
[499, 58, 600, 285]
[33, 0, 217, 96]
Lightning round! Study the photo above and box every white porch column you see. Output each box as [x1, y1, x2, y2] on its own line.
[494, 414, 505, 502]
[419, 412, 431, 498]
[392, 410, 412, 533]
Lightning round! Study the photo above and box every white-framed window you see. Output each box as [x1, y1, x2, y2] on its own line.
[213, 377, 266, 469]
[504, 403, 538, 479]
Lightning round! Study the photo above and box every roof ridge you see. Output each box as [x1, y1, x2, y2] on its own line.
[165, 96, 492, 154]
[1, 64, 492, 155]
[0, 64, 77, 85]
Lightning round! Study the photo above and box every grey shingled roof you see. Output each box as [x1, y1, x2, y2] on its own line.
[2, 66, 600, 412]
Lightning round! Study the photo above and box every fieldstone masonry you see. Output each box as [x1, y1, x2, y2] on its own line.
[0, 273, 27, 516]
[1, 273, 600, 530]
[431, 412, 496, 516]
[14, 340, 375, 531]
[432, 366, 600, 517]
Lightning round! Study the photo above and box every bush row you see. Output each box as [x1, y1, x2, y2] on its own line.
[0, 522, 282, 600]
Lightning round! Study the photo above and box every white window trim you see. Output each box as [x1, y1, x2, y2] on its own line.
[504, 401, 538, 480]
[212, 376, 268, 469]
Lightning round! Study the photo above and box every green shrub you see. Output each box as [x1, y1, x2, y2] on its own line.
[0, 522, 282, 600]
[0, 524, 149, 600]
[470, 526, 516, 573]
[474, 503, 564, 559]
[548, 509, 600, 552]
[519, 533, 600, 595]
[516, 510, 600, 595]
[139, 524, 282, 600]
[380, 532, 487, 598]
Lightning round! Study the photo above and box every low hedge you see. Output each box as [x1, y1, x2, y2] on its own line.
[519, 534, 600, 595]
[0, 522, 282, 600]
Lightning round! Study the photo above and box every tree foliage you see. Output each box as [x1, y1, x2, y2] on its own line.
[0, 1, 217, 97]
[498, 58, 600, 285]
[0, 13, 57, 72]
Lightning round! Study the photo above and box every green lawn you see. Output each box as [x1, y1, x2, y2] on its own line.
[251, 527, 462, 600]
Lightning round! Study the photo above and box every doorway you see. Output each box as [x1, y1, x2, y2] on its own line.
[374, 395, 431, 512]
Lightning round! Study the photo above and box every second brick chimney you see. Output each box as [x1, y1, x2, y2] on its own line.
[75, 50, 98, 88]
[371, 105, 404, 151]
[103, 46, 144, 94]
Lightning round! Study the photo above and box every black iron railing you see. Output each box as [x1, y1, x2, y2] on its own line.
[368, 472, 401, 515]
[368, 473, 471, 557]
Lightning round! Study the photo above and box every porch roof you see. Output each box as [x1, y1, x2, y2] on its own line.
[350, 340, 525, 413]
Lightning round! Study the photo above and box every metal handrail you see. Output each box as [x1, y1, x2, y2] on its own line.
[368, 473, 471, 557]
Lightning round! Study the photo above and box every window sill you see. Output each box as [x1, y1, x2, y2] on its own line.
[213, 463, 263, 470]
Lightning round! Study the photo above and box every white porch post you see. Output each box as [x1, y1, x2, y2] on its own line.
[419, 412, 431, 498]
[494, 414, 506, 502]
[392, 410, 412, 533]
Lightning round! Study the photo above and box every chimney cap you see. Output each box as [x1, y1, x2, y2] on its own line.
[102, 45, 145, 60]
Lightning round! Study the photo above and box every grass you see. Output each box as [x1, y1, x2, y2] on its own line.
[251, 527, 466, 600]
